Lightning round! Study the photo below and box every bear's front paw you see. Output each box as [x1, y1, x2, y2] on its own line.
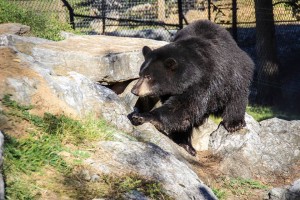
[222, 120, 246, 132]
[131, 113, 147, 126]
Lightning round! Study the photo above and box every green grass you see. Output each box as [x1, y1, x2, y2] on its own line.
[1, 94, 171, 199]
[98, 175, 172, 200]
[246, 105, 300, 122]
[226, 177, 269, 190]
[212, 177, 269, 199]
[0, 0, 74, 41]
[208, 105, 299, 124]
[1, 94, 113, 199]
[212, 188, 227, 200]
[246, 106, 276, 122]
[2, 94, 113, 143]
[223, 177, 269, 196]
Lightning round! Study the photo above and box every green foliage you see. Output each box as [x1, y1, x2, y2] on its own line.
[1, 94, 116, 199]
[2, 94, 33, 111]
[212, 188, 227, 200]
[209, 115, 223, 124]
[223, 177, 269, 196]
[227, 177, 268, 190]
[246, 106, 275, 121]
[2, 94, 113, 143]
[0, 0, 73, 41]
[247, 105, 300, 122]
[5, 179, 36, 200]
[4, 134, 68, 173]
[101, 175, 172, 200]
[2, 95, 169, 199]
[212, 177, 269, 199]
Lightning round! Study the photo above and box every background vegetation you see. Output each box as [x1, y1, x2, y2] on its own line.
[0, 0, 74, 40]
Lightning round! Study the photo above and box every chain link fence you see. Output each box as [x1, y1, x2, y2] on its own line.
[8, 0, 300, 113]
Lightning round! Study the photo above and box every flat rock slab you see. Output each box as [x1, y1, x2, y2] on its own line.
[0, 23, 30, 35]
[32, 35, 168, 83]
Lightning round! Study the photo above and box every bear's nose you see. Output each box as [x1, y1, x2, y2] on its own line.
[131, 87, 138, 96]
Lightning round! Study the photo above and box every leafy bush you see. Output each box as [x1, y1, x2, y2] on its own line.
[0, 0, 73, 41]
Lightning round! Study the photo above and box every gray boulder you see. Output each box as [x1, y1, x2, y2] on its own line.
[0, 34, 51, 54]
[0, 23, 30, 35]
[1, 47, 133, 133]
[87, 140, 218, 200]
[133, 123, 198, 164]
[209, 114, 300, 181]
[192, 119, 218, 151]
[119, 79, 139, 110]
[268, 179, 300, 200]
[31, 35, 167, 83]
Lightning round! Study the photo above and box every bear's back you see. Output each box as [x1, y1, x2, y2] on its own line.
[172, 20, 236, 46]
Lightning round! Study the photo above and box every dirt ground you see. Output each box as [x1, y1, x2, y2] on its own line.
[192, 149, 298, 200]
[0, 47, 78, 118]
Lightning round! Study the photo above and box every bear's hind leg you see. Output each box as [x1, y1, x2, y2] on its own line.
[221, 96, 247, 132]
[169, 128, 196, 156]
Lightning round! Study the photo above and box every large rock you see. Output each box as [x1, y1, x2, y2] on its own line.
[86, 140, 218, 200]
[192, 119, 218, 151]
[118, 79, 139, 110]
[268, 179, 300, 200]
[209, 114, 300, 181]
[0, 34, 50, 54]
[133, 123, 197, 164]
[0, 23, 30, 35]
[30, 35, 168, 83]
[0, 47, 133, 133]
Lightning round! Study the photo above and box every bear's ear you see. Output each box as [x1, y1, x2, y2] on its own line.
[142, 46, 152, 57]
[164, 57, 178, 71]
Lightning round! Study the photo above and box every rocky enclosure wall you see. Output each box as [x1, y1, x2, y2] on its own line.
[0, 23, 300, 200]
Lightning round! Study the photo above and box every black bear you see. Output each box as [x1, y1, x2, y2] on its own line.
[130, 20, 254, 156]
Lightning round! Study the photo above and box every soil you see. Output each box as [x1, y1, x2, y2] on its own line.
[0, 48, 77, 114]
[191, 149, 298, 200]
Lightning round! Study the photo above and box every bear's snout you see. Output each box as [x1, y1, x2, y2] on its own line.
[131, 86, 139, 96]
[131, 78, 152, 97]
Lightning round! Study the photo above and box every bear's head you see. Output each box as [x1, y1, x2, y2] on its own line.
[131, 45, 201, 97]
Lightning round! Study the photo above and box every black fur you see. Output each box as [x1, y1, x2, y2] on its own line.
[130, 20, 254, 155]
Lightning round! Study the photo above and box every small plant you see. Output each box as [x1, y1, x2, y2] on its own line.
[223, 177, 269, 196]
[212, 188, 227, 199]
[0, 0, 74, 41]
[209, 115, 222, 124]
[100, 174, 172, 200]
[246, 106, 275, 121]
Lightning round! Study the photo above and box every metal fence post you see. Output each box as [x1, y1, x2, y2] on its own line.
[208, 0, 211, 21]
[232, 0, 237, 41]
[101, 0, 106, 34]
[178, 0, 183, 29]
[61, 0, 75, 29]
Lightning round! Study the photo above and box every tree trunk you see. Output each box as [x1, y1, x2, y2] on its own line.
[254, 0, 281, 106]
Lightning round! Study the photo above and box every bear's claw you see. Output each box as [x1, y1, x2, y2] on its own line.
[222, 120, 246, 132]
[179, 144, 197, 156]
[131, 113, 146, 126]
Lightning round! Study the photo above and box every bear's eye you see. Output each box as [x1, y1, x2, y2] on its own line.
[144, 75, 151, 80]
